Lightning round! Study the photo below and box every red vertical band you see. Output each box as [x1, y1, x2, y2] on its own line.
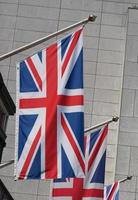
[107, 182, 118, 200]
[88, 125, 108, 171]
[45, 43, 58, 178]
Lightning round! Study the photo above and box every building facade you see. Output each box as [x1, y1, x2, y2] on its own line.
[0, 0, 138, 199]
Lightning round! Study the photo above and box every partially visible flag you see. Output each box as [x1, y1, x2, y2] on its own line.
[104, 181, 119, 200]
[51, 124, 108, 200]
[15, 27, 85, 179]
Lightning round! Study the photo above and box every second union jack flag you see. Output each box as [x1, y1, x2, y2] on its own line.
[104, 181, 119, 200]
[15, 27, 85, 179]
[51, 124, 108, 200]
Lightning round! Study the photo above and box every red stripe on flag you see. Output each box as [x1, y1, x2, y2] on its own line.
[62, 29, 82, 76]
[107, 182, 118, 200]
[84, 188, 103, 197]
[88, 125, 108, 171]
[45, 43, 58, 178]
[53, 188, 103, 199]
[61, 114, 85, 174]
[19, 127, 41, 179]
[58, 95, 83, 106]
[26, 57, 42, 91]
[20, 98, 48, 108]
[20, 95, 83, 109]
[53, 188, 74, 196]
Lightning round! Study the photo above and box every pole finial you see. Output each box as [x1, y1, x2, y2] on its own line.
[127, 175, 133, 180]
[88, 15, 97, 22]
[120, 175, 133, 183]
[112, 116, 119, 122]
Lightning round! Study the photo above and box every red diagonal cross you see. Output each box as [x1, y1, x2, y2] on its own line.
[88, 125, 108, 171]
[19, 29, 84, 178]
[53, 179, 104, 200]
[107, 182, 118, 200]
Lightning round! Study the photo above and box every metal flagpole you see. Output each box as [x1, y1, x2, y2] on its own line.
[84, 116, 119, 135]
[0, 160, 14, 169]
[119, 176, 132, 183]
[0, 15, 96, 61]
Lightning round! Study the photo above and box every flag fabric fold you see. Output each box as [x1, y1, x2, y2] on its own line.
[50, 124, 108, 200]
[104, 181, 119, 200]
[15, 27, 85, 179]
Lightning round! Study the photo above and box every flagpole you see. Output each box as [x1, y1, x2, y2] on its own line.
[0, 160, 14, 169]
[84, 116, 119, 134]
[119, 176, 132, 183]
[0, 15, 96, 61]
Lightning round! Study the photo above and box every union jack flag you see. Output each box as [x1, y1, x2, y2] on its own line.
[50, 124, 108, 200]
[104, 181, 119, 200]
[15, 27, 85, 179]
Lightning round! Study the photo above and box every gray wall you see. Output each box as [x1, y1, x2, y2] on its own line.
[115, 9, 138, 200]
[0, 0, 138, 200]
